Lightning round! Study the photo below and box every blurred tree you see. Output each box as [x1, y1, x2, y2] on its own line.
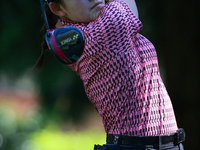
[0, 0, 41, 76]
[160, 0, 200, 149]
[0, 0, 90, 123]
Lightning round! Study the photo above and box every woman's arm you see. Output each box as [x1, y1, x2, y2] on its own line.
[106, 0, 139, 18]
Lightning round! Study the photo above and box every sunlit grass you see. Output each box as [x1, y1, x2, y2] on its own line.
[30, 124, 106, 150]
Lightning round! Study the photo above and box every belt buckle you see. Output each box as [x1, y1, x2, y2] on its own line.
[175, 128, 186, 144]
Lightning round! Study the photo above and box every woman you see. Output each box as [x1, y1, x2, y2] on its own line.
[35, 0, 185, 149]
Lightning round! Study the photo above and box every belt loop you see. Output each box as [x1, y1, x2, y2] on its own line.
[116, 134, 122, 150]
[159, 136, 162, 150]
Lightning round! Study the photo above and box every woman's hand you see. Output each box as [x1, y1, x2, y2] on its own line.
[118, 0, 139, 18]
[105, 0, 139, 18]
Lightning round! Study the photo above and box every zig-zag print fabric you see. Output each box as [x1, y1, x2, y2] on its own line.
[61, 0, 178, 136]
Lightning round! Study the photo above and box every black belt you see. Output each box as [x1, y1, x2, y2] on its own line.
[106, 128, 185, 146]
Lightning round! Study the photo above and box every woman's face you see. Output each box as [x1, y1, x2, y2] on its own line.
[60, 0, 105, 23]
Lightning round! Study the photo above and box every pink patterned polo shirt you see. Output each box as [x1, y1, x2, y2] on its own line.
[61, 0, 178, 136]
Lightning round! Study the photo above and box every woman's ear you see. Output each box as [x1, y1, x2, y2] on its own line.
[49, 2, 66, 17]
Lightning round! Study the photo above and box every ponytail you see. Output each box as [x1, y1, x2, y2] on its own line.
[33, 2, 59, 70]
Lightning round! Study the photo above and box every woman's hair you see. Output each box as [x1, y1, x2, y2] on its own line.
[33, 0, 61, 70]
